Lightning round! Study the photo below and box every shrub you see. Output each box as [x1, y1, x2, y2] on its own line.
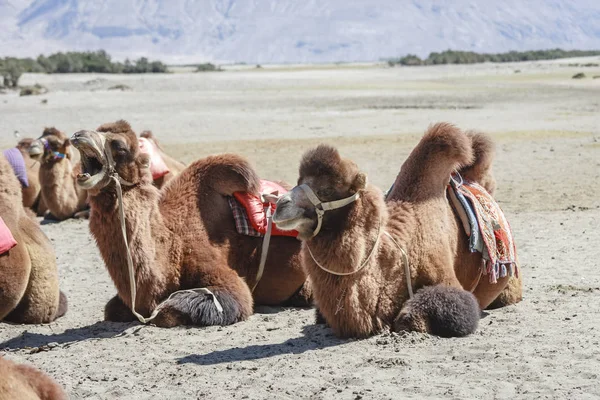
[572, 73, 586, 79]
[20, 83, 48, 96]
[195, 63, 221, 72]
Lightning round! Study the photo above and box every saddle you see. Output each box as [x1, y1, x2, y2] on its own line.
[138, 137, 169, 180]
[3, 148, 29, 188]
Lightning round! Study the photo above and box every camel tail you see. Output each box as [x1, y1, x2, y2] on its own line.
[394, 285, 480, 338]
[387, 123, 474, 201]
[56, 291, 68, 319]
[458, 131, 497, 195]
[193, 154, 261, 196]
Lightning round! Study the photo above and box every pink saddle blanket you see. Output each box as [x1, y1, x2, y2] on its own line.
[0, 216, 17, 255]
[138, 137, 170, 180]
[229, 180, 298, 238]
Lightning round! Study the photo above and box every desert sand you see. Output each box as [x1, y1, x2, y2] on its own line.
[1, 59, 599, 399]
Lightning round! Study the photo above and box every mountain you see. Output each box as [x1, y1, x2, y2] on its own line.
[1, 0, 600, 64]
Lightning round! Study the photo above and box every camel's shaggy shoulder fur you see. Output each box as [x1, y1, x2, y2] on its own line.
[72, 120, 309, 328]
[0, 154, 67, 324]
[0, 357, 67, 400]
[273, 123, 521, 338]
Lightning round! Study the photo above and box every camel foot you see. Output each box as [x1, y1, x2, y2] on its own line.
[487, 274, 523, 310]
[73, 210, 90, 219]
[154, 287, 251, 327]
[315, 308, 327, 325]
[282, 280, 313, 307]
[393, 285, 480, 338]
[56, 291, 68, 319]
[104, 295, 136, 322]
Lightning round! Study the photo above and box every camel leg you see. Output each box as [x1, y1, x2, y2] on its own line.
[151, 267, 254, 328]
[471, 274, 511, 309]
[393, 285, 480, 337]
[282, 280, 313, 307]
[487, 273, 523, 309]
[104, 295, 137, 322]
[315, 308, 327, 325]
[0, 243, 30, 320]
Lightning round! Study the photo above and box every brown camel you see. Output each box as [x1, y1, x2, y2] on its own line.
[139, 130, 186, 189]
[273, 123, 521, 338]
[0, 357, 66, 400]
[0, 153, 67, 324]
[29, 128, 89, 220]
[15, 138, 47, 216]
[70, 120, 310, 327]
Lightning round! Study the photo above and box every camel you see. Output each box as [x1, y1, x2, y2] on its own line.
[139, 130, 186, 188]
[272, 123, 522, 338]
[70, 120, 310, 327]
[0, 357, 66, 400]
[0, 152, 67, 324]
[15, 138, 47, 216]
[29, 128, 89, 220]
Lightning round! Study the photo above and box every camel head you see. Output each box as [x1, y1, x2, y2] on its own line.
[29, 127, 71, 163]
[70, 120, 151, 192]
[273, 144, 367, 240]
[16, 138, 42, 160]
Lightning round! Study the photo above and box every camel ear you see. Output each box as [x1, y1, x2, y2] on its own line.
[137, 153, 151, 168]
[352, 172, 367, 191]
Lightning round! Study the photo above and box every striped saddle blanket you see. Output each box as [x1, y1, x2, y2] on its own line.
[447, 174, 519, 283]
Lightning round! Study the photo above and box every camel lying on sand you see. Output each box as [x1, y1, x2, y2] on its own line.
[0, 153, 67, 324]
[273, 123, 522, 338]
[29, 128, 89, 220]
[139, 130, 186, 188]
[70, 120, 310, 327]
[14, 139, 47, 216]
[0, 357, 66, 400]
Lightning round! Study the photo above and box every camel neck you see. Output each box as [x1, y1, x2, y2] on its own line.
[39, 158, 80, 219]
[306, 187, 384, 276]
[88, 183, 174, 312]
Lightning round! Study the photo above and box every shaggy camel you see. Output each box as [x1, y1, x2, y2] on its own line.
[70, 120, 309, 327]
[29, 128, 89, 220]
[0, 153, 67, 324]
[273, 123, 521, 338]
[139, 130, 186, 188]
[16, 138, 48, 216]
[0, 357, 66, 400]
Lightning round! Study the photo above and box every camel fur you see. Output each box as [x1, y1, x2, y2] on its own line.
[139, 130, 186, 188]
[71, 120, 310, 328]
[29, 128, 89, 220]
[0, 357, 66, 400]
[273, 123, 521, 338]
[0, 153, 67, 324]
[14, 138, 47, 216]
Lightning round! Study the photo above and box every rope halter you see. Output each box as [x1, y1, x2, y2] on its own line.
[39, 137, 66, 161]
[298, 183, 360, 238]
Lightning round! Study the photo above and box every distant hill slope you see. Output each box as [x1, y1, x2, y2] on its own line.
[1, 0, 600, 64]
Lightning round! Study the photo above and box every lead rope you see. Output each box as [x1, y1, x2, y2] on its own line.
[109, 167, 222, 325]
[383, 231, 413, 299]
[251, 200, 274, 292]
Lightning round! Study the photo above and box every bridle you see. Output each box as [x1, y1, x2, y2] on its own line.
[39, 137, 66, 161]
[298, 183, 413, 298]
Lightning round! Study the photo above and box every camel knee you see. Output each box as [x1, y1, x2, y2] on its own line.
[282, 280, 313, 307]
[104, 295, 136, 322]
[487, 274, 523, 309]
[394, 285, 480, 337]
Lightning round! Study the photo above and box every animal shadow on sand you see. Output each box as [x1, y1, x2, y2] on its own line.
[177, 323, 347, 366]
[0, 321, 135, 351]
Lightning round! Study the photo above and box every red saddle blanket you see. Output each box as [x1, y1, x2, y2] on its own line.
[229, 180, 298, 238]
[0, 216, 17, 255]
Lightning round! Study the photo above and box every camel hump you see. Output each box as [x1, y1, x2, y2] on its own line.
[388, 123, 474, 202]
[458, 131, 497, 194]
[194, 154, 261, 196]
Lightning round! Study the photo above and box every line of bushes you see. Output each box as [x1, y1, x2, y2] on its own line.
[1, 50, 168, 88]
[388, 49, 600, 66]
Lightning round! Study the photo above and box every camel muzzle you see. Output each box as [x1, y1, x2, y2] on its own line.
[71, 130, 110, 190]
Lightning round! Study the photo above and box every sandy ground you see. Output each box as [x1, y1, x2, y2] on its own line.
[1, 59, 600, 399]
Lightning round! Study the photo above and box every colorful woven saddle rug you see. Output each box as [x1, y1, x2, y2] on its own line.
[3, 147, 29, 188]
[447, 173, 518, 283]
[228, 180, 298, 238]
